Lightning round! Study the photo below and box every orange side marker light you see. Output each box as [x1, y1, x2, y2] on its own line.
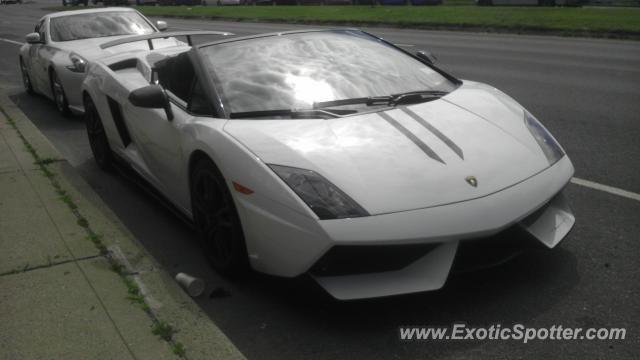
[233, 181, 254, 195]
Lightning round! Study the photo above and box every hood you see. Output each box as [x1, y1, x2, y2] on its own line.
[224, 84, 550, 215]
[55, 35, 184, 60]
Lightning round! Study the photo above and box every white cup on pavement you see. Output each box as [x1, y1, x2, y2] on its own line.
[175, 272, 205, 297]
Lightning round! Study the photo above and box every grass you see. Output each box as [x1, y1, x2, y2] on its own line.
[45, 4, 640, 37]
[137, 5, 640, 36]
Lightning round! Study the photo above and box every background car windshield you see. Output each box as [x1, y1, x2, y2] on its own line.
[50, 11, 155, 42]
[200, 30, 457, 114]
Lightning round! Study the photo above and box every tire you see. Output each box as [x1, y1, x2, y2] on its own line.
[191, 158, 249, 277]
[20, 59, 34, 95]
[50, 70, 71, 116]
[84, 96, 113, 171]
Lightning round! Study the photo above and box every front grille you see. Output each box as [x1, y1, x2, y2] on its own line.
[310, 243, 439, 277]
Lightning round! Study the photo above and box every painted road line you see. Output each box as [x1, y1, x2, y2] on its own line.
[571, 177, 640, 202]
[0, 38, 22, 46]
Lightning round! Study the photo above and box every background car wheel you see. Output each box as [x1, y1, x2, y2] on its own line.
[191, 158, 249, 277]
[20, 59, 34, 95]
[50, 70, 71, 116]
[84, 96, 113, 171]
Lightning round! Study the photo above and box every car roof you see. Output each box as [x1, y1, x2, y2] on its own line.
[46, 7, 136, 19]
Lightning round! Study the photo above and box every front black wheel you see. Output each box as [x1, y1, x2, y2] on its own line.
[191, 158, 249, 277]
[50, 70, 71, 116]
[20, 59, 34, 95]
[84, 96, 113, 171]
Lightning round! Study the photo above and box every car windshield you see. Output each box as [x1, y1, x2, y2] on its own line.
[50, 11, 155, 42]
[199, 30, 457, 116]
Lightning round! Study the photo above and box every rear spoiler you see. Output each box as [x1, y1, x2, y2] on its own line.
[100, 31, 234, 50]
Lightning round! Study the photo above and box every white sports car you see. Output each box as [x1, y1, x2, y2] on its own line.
[82, 29, 575, 300]
[18, 7, 180, 116]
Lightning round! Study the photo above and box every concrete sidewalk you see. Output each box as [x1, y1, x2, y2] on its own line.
[0, 93, 244, 359]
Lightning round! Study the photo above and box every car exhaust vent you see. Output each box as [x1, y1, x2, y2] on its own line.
[106, 96, 132, 148]
[310, 243, 439, 277]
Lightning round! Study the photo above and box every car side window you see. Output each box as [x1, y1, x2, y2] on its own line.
[35, 19, 45, 43]
[187, 79, 213, 117]
[156, 53, 194, 103]
[38, 20, 46, 43]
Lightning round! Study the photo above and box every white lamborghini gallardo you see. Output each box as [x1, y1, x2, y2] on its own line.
[80, 29, 575, 300]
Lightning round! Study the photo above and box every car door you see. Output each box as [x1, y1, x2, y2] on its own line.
[124, 52, 211, 208]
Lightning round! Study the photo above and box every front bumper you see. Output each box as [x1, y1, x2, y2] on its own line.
[238, 155, 575, 300]
[312, 190, 574, 300]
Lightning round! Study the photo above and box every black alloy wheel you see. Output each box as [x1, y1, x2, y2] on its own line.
[20, 59, 34, 95]
[191, 158, 249, 277]
[84, 96, 113, 171]
[50, 70, 71, 115]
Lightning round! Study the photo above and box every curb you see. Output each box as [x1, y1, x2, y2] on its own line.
[0, 91, 245, 360]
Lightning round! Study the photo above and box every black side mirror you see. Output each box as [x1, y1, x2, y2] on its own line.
[129, 84, 174, 121]
[416, 50, 437, 65]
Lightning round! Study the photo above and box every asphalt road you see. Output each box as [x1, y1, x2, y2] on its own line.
[1, 2, 639, 359]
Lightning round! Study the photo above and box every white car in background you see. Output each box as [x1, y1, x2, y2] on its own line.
[82, 29, 575, 300]
[18, 8, 181, 116]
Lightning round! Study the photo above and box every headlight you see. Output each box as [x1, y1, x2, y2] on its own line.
[524, 111, 564, 165]
[66, 53, 87, 73]
[269, 165, 369, 220]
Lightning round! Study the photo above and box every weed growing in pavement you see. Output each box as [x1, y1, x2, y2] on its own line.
[152, 321, 175, 341]
[35, 157, 61, 166]
[172, 342, 186, 357]
[76, 216, 89, 228]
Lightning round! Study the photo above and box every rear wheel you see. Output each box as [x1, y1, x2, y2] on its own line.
[191, 158, 249, 277]
[20, 59, 34, 95]
[50, 70, 71, 116]
[84, 96, 113, 171]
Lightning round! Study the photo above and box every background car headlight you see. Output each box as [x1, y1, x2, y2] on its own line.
[66, 53, 87, 73]
[269, 165, 369, 220]
[524, 111, 565, 165]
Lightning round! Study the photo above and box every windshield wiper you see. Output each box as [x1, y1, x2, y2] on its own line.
[230, 90, 449, 119]
[229, 108, 356, 119]
[391, 90, 449, 105]
[313, 90, 448, 109]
